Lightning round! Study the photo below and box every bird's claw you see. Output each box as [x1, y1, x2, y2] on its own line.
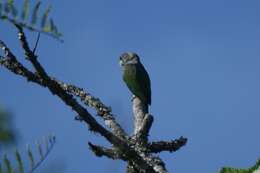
[131, 95, 137, 102]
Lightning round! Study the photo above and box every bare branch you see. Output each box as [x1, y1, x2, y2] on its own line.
[0, 41, 44, 85]
[135, 114, 154, 143]
[131, 96, 168, 173]
[1, 33, 165, 173]
[148, 137, 187, 153]
[14, 24, 128, 139]
[1, 37, 126, 140]
[1, 38, 114, 142]
[1, 18, 188, 172]
[132, 96, 148, 137]
[15, 24, 49, 78]
[57, 81, 128, 139]
[88, 142, 125, 160]
[33, 33, 41, 54]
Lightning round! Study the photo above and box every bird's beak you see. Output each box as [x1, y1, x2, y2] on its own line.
[119, 60, 124, 66]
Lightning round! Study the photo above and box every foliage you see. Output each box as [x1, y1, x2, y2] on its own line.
[0, 135, 56, 173]
[220, 159, 260, 173]
[0, 0, 63, 41]
[0, 109, 15, 145]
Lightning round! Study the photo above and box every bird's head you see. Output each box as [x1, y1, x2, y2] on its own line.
[119, 52, 140, 66]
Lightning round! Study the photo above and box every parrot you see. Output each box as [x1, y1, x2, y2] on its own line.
[119, 52, 151, 112]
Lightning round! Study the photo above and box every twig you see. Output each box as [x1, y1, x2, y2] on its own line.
[135, 114, 154, 143]
[88, 142, 125, 160]
[29, 138, 55, 173]
[148, 137, 187, 153]
[33, 33, 41, 54]
[56, 81, 128, 139]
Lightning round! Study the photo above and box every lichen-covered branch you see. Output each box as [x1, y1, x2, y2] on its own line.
[148, 136, 187, 153]
[135, 114, 154, 143]
[88, 142, 125, 160]
[0, 27, 176, 173]
[129, 96, 168, 173]
[14, 23, 128, 140]
[57, 81, 128, 139]
[132, 97, 149, 138]
[1, 17, 188, 173]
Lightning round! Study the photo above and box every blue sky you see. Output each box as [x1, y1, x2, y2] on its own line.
[0, 0, 260, 172]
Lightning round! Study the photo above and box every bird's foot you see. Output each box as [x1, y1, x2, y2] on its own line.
[131, 95, 137, 102]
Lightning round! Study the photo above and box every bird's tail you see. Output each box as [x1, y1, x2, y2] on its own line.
[144, 103, 149, 114]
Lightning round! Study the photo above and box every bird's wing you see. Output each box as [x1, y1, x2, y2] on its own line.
[136, 63, 151, 105]
[123, 65, 145, 102]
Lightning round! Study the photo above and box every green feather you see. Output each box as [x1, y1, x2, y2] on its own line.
[123, 63, 151, 105]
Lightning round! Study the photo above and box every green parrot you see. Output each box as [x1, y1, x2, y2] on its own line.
[119, 52, 151, 111]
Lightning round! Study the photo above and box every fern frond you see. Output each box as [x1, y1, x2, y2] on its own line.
[0, 135, 56, 173]
[31, 1, 40, 25]
[26, 144, 35, 170]
[36, 140, 44, 159]
[15, 149, 24, 173]
[21, 0, 29, 21]
[7, 0, 17, 18]
[29, 135, 56, 173]
[0, 0, 63, 42]
[0, 1, 2, 16]
[0, 163, 3, 173]
[4, 154, 13, 173]
[41, 4, 51, 28]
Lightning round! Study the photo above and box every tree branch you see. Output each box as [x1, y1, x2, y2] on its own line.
[0, 41, 44, 85]
[132, 97, 150, 140]
[88, 142, 125, 160]
[135, 114, 154, 143]
[0, 32, 168, 173]
[1, 19, 188, 172]
[57, 81, 128, 139]
[148, 137, 187, 153]
[130, 96, 168, 173]
[15, 23, 128, 140]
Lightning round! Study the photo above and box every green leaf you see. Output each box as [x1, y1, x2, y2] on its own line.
[41, 5, 51, 28]
[50, 18, 55, 31]
[4, 2, 10, 14]
[0, 110, 16, 144]
[7, 0, 17, 18]
[15, 149, 24, 173]
[27, 145, 35, 170]
[10, 5, 17, 18]
[21, 0, 29, 21]
[0, 163, 3, 173]
[4, 154, 13, 173]
[219, 159, 260, 173]
[7, 0, 13, 4]
[0, 0, 3, 16]
[50, 18, 58, 34]
[49, 134, 56, 144]
[0, 0, 63, 41]
[31, 1, 41, 25]
[43, 24, 51, 33]
[36, 141, 44, 159]
[44, 136, 49, 153]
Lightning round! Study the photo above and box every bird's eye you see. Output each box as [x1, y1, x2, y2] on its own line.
[119, 57, 122, 61]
